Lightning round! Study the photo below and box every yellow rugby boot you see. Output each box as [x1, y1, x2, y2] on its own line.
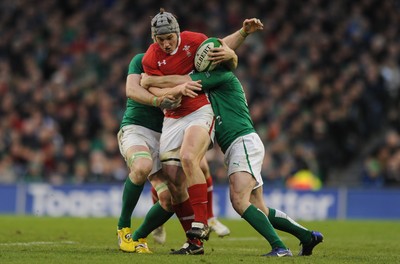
[133, 238, 153, 254]
[117, 227, 135, 253]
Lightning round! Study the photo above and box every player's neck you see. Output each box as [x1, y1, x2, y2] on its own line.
[170, 35, 181, 55]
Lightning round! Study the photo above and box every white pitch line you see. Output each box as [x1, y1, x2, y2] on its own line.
[0, 241, 78, 246]
[221, 235, 290, 241]
[222, 237, 262, 241]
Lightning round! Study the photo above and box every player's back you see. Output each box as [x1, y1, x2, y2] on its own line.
[191, 69, 255, 152]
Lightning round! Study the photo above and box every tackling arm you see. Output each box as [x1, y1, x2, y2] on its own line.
[126, 73, 159, 105]
[144, 77, 202, 99]
[126, 73, 180, 108]
[148, 70, 234, 94]
[208, 38, 238, 70]
[222, 18, 264, 50]
[207, 18, 261, 69]
[140, 73, 190, 88]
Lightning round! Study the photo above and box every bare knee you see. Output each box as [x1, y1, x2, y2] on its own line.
[230, 192, 248, 215]
[180, 150, 198, 172]
[158, 190, 173, 212]
[129, 158, 152, 184]
[250, 188, 269, 215]
[229, 172, 254, 215]
[167, 181, 187, 203]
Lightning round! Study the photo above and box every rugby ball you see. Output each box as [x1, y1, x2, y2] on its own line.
[194, 37, 221, 72]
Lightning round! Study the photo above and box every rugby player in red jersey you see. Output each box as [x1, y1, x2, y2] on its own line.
[141, 8, 263, 254]
[142, 10, 213, 247]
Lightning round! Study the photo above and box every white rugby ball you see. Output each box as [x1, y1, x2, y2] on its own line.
[194, 37, 221, 72]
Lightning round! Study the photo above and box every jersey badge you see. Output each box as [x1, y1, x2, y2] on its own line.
[183, 45, 192, 57]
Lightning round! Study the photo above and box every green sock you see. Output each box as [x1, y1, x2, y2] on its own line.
[133, 201, 174, 240]
[268, 208, 311, 244]
[117, 178, 144, 229]
[242, 204, 287, 249]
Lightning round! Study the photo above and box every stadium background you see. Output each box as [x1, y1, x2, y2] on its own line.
[1, 0, 400, 218]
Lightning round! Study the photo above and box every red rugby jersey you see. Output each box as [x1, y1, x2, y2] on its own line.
[142, 31, 210, 118]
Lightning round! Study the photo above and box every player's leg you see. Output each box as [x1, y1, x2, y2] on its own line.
[151, 185, 159, 204]
[180, 106, 215, 240]
[250, 188, 323, 256]
[118, 145, 152, 226]
[162, 157, 205, 255]
[149, 185, 167, 244]
[159, 118, 195, 234]
[229, 171, 290, 256]
[226, 133, 292, 257]
[161, 157, 193, 231]
[200, 157, 230, 237]
[159, 115, 205, 254]
[116, 126, 156, 252]
[181, 126, 211, 240]
[131, 170, 174, 252]
[117, 134, 152, 252]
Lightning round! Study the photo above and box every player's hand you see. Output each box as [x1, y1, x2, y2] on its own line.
[208, 38, 236, 65]
[159, 95, 181, 109]
[176, 80, 202, 98]
[140, 73, 150, 88]
[242, 18, 264, 34]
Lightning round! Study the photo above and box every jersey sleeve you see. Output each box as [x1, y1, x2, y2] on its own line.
[128, 53, 145, 75]
[190, 69, 235, 91]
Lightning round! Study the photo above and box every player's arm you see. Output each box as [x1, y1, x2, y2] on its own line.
[222, 18, 264, 50]
[126, 54, 164, 106]
[140, 73, 187, 88]
[127, 50, 182, 109]
[143, 70, 233, 93]
[126, 73, 181, 109]
[208, 38, 238, 70]
[126, 73, 159, 105]
[147, 80, 202, 98]
[190, 70, 233, 91]
[208, 19, 261, 68]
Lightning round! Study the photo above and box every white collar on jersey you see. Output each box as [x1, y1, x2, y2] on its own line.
[170, 34, 181, 55]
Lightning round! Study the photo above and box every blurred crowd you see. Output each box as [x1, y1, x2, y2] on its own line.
[0, 0, 400, 188]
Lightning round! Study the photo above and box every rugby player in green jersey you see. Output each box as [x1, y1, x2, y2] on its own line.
[117, 53, 181, 253]
[117, 53, 230, 253]
[141, 41, 323, 257]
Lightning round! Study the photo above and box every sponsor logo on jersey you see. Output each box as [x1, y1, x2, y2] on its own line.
[157, 60, 167, 66]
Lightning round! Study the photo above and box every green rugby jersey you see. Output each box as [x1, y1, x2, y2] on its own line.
[190, 70, 256, 153]
[120, 53, 164, 132]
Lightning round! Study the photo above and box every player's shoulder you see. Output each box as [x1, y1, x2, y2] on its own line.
[128, 53, 145, 74]
[144, 43, 158, 56]
[143, 45, 160, 63]
[181, 31, 207, 37]
[181, 31, 207, 43]
[131, 53, 145, 63]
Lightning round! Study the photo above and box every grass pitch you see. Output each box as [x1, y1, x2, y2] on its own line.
[0, 216, 399, 264]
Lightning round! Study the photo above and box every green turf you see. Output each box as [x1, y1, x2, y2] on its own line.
[0, 216, 399, 264]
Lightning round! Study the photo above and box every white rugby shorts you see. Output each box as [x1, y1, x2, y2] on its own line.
[160, 104, 215, 155]
[117, 124, 161, 175]
[224, 132, 265, 189]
